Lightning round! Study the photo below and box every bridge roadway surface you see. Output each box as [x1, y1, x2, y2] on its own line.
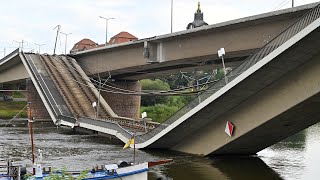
[1, 3, 320, 155]
[0, 3, 318, 84]
[20, 53, 158, 138]
[72, 3, 318, 80]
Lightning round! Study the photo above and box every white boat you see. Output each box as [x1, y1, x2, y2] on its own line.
[0, 159, 172, 180]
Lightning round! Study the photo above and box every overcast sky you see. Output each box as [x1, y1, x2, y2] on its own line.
[0, 0, 319, 57]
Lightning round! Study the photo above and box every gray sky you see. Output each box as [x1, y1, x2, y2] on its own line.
[0, 0, 319, 57]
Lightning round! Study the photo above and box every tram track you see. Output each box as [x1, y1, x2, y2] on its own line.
[35, 53, 157, 132]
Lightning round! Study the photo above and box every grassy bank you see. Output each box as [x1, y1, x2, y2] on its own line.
[0, 101, 28, 119]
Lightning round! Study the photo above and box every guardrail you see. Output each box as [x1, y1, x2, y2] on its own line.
[137, 3, 320, 143]
[20, 53, 77, 125]
[0, 48, 19, 65]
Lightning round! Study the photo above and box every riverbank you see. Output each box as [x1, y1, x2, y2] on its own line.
[0, 101, 28, 119]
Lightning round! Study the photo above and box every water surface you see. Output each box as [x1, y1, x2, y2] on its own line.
[0, 120, 319, 180]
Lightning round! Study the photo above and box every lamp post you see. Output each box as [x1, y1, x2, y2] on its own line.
[292, 0, 294, 7]
[99, 16, 115, 45]
[171, 0, 173, 33]
[60, 32, 72, 54]
[0, 48, 5, 57]
[13, 40, 25, 51]
[218, 48, 228, 84]
[34, 43, 45, 54]
[53, 25, 61, 55]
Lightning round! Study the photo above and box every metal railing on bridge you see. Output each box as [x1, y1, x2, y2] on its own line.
[136, 3, 320, 142]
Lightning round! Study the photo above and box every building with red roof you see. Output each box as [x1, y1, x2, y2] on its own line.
[70, 32, 138, 53]
[70, 38, 98, 53]
[108, 31, 138, 45]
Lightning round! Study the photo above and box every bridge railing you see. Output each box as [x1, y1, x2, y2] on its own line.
[0, 48, 19, 65]
[137, 3, 320, 143]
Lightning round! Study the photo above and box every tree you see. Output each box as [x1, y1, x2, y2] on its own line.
[140, 79, 170, 106]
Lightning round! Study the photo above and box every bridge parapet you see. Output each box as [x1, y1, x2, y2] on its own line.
[135, 3, 320, 144]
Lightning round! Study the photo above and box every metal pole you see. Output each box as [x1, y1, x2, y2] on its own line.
[99, 16, 114, 45]
[13, 40, 23, 49]
[65, 35, 68, 54]
[171, 0, 173, 33]
[221, 55, 228, 84]
[28, 102, 35, 175]
[96, 73, 110, 119]
[105, 19, 108, 45]
[60, 32, 72, 54]
[34, 43, 45, 54]
[53, 25, 61, 54]
[292, 0, 294, 7]
[96, 74, 101, 119]
[133, 133, 136, 164]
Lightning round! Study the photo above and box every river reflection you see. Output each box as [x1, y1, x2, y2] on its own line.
[0, 120, 319, 180]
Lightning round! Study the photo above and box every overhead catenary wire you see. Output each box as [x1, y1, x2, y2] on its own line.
[56, 55, 226, 95]
[4, 104, 29, 127]
[37, 20, 283, 97]
[64, 25, 283, 94]
[38, 4, 302, 97]
[43, 55, 205, 96]
[272, 0, 291, 11]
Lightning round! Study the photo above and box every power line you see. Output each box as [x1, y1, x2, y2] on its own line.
[13, 40, 26, 50]
[272, 0, 291, 11]
[30, 4, 310, 97]
[43, 55, 204, 96]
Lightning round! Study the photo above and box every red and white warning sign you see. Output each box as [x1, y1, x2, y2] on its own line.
[225, 121, 234, 137]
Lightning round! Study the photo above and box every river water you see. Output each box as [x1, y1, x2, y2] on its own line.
[0, 120, 319, 180]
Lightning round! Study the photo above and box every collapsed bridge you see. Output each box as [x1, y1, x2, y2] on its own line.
[1, 3, 320, 155]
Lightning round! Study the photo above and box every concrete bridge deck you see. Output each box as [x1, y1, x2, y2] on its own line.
[1, 3, 320, 156]
[1, 3, 318, 84]
[73, 3, 318, 80]
[132, 4, 320, 155]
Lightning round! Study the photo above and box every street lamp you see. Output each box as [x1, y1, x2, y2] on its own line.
[60, 32, 72, 54]
[99, 16, 115, 45]
[0, 48, 5, 57]
[218, 48, 228, 84]
[171, 0, 173, 33]
[34, 43, 45, 54]
[292, 0, 294, 8]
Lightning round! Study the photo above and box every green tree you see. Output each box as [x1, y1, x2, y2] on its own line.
[140, 79, 170, 106]
[140, 104, 179, 123]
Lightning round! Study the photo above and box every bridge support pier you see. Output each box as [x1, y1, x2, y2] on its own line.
[26, 79, 50, 120]
[101, 80, 141, 119]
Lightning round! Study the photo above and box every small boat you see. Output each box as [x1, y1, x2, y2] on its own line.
[0, 158, 172, 180]
[32, 161, 149, 180]
[0, 104, 172, 180]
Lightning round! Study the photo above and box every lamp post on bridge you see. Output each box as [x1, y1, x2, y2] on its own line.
[0, 48, 5, 58]
[99, 16, 115, 45]
[218, 48, 228, 85]
[171, 0, 173, 33]
[292, 0, 294, 8]
[34, 43, 45, 54]
[60, 32, 72, 54]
